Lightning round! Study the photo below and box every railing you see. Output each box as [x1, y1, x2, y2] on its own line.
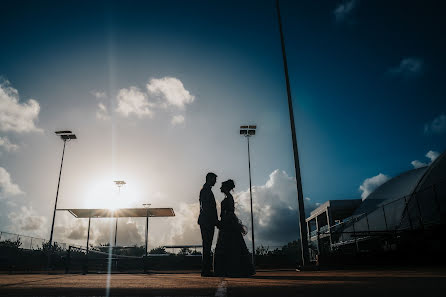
[309, 176, 446, 252]
[0, 231, 86, 251]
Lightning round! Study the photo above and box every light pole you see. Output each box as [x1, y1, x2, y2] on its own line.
[48, 130, 77, 269]
[113, 180, 126, 247]
[276, 0, 310, 267]
[143, 203, 151, 256]
[240, 125, 256, 267]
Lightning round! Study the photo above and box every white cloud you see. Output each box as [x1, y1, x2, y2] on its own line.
[411, 160, 427, 169]
[426, 150, 440, 163]
[164, 202, 201, 246]
[147, 77, 195, 109]
[0, 80, 42, 133]
[359, 173, 390, 200]
[388, 57, 423, 77]
[424, 114, 446, 134]
[91, 90, 106, 99]
[0, 166, 24, 197]
[234, 170, 318, 246]
[411, 150, 441, 169]
[8, 206, 47, 233]
[171, 115, 185, 126]
[0, 136, 19, 152]
[96, 102, 110, 120]
[115, 86, 153, 118]
[334, 0, 357, 22]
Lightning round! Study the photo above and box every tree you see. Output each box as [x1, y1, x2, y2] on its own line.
[149, 246, 168, 254]
[178, 247, 192, 255]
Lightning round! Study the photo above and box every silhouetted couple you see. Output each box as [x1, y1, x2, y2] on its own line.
[198, 172, 255, 277]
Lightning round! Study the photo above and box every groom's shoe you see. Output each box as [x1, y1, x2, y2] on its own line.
[201, 271, 214, 277]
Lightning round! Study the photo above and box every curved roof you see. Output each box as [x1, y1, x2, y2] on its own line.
[353, 167, 428, 216]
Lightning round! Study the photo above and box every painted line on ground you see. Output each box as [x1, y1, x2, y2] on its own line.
[215, 280, 227, 297]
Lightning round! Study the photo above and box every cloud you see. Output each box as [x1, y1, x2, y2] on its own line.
[171, 115, 185, 126]
[146, 77, 195, 109]
[359, 173, 390, 200]
[67, 224, 88, 240]
[165, 202, 201, 246]
[115, 86, 153, 118]
[411, 150, 441, 169]
[96, 102, 110, 120]
[93, 219, 144, 246]
[334, 0, 357, 22]
[0, 136, 19, 152]
[0, 166, 24, 197]
[424, 114, 446, 134]
[426, 150, 440, 163]
[0, 80, 42, 133]
[388, 57, 423, 77]
[8, 206, 47, 233]
[234, 170, 318, 246]
[91, 90, 106, 99]
[411, 160, 427, 169]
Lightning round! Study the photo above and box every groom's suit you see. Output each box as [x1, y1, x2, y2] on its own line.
[198, 183, 218, 275]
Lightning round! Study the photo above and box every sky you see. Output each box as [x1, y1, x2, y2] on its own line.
[1, 0, 445, 251]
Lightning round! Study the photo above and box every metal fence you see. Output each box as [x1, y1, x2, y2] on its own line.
[0, 231, 72, 251]
[313, 177, 446, 252]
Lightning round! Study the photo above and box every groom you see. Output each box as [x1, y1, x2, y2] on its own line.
[198, 172, 219, 277]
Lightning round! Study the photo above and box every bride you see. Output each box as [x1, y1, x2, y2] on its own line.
[213, 179, 255, 277]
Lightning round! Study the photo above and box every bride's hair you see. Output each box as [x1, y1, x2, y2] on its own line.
[221, 179, 235, 192]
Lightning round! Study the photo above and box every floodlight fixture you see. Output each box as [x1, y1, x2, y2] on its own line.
[55, 130, 77, 141]
[240, 125, 256, 137]
[55, 130, 72, 134]
[114, 180, 126, 187]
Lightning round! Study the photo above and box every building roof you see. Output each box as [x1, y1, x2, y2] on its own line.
[59, 208, 175, 218]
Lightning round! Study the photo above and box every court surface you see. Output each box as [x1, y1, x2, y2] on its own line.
[1, 268, 446, 297]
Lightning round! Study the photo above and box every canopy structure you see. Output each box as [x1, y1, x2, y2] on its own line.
[58, 207, 175, 256]
[61, 208, 175, 218]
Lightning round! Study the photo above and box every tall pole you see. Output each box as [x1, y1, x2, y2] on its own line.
[86, 217, 91, 255]
[145, 213, 149, 256]
[142, 203, 151, 257]
[114, 184, 121, 247]
[48, 139, 66, 268]
[276, 0, 310, 266]
[247, 136, 256, 267]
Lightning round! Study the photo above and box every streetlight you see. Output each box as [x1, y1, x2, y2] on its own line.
[143, 203, 151, 256]
[240, 125, 256, 267]
[113, 180, 126, 247]
[48, 130, 77, 268]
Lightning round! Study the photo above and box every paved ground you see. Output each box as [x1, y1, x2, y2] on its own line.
[1, 268, 446, 297]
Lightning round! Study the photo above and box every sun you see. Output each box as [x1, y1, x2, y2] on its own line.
[83, 178, 143, 210]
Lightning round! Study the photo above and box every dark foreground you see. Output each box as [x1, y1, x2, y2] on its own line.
[1, 268, 445, 297]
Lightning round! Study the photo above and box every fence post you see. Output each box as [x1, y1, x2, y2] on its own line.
[404, 196, 413, 230]
[365, 214, 370, 234]
[382, 206, 388, 231]
[432, 184, 442, 217]
[30, 238, 33, 249]
[352, 219, 358, 253]
[413, 192, 424, 230]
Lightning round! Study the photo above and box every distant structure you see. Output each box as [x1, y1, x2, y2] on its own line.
[306, 199, 362, 260]
[307, 150, 446, 264]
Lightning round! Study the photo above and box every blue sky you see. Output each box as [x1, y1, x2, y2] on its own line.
[1, 0, 445, 249]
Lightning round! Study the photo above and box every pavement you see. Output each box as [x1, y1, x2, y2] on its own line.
[1, 268, 446, 297]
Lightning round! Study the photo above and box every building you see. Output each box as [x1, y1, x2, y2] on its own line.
[307, 150, 446, 262]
